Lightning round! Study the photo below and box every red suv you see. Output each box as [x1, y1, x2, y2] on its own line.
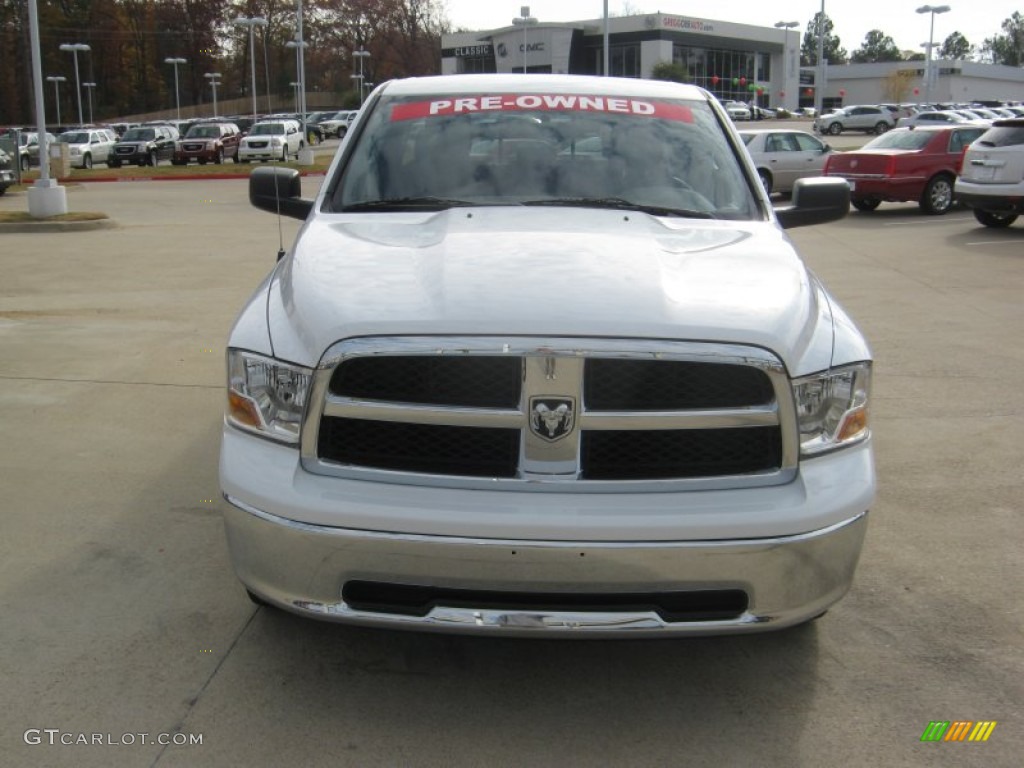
[172, 122, 242, 165]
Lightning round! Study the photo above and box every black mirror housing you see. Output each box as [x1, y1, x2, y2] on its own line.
[249, 167, 314, 220]
[776, 177, 850, 229]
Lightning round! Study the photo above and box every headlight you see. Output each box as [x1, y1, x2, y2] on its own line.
[792, 362, 871, 456]
[227, 350, 313, 444]
[270, 138, 282, 147]
[70, 147, 81, 155]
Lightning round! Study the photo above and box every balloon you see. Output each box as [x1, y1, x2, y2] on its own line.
[747, 83, 755, 91]
[913, 87, 920, 95]
[739, 77, 747, 87]
[711, 75, 719, 85]
[732, 77, 739, 86]
[839, 88, 846, 97]
[779, 91, 785, 98]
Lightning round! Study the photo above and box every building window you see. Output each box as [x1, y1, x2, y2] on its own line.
[457, 55, 496, 74]
[609, 43, 641, 78]
[674, 45, 767, 103]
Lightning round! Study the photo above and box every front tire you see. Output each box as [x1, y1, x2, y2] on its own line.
[21, 155, 30, 172]
[920, 175, 954, 215]
[148, 150, 158, 167]
[214, 148, 224, 165]
[874, 122, 890, 135]
[827, 122, 842, 136]
[973, 209, 1018, 228]
[852, 197, 881, 212]
[82, 153, 93, 169]
[757, 169, 773, 196]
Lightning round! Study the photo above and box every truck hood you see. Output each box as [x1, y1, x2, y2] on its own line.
[261, 207, 836, 374]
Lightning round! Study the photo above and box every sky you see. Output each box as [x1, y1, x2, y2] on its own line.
[442, 1, 1021, 56]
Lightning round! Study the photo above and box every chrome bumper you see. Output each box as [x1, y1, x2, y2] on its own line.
[223, 498, 868, 637]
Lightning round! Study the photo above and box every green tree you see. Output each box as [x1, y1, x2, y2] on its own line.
[939, 31, 973, 60]
[981, 11, 1024, 66]
[650, 61, 689, 83]
[850, 30, 902, 63]
[801, 12, 847, 65]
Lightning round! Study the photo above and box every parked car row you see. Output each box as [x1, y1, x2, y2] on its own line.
[741, 119, 1023, 226]
[1, 116, 325, 171]
[0, 146, 14, 194]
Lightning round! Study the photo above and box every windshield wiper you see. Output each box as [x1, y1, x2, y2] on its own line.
[342, 197, 476, 212]
[521, 197, 714, 219]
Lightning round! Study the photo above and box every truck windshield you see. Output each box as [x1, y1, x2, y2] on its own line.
[333, 92, 757, 220]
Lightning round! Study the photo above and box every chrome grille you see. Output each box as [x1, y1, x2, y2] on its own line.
[301, 337, 798, 492]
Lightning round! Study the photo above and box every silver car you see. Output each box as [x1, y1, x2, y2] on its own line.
[954, 118, 1024, 228]
[897, 110, 981, 128]
[814, 105, 895, 136]
[739, 129, 833, 196]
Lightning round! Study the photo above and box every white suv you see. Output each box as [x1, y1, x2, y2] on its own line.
[237, 119, 303, 163]
[954, 118, 1024, 228]
[56, 128, 116, 169]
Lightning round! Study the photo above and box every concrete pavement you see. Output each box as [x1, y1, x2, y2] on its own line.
[0, 179, 1020, 767]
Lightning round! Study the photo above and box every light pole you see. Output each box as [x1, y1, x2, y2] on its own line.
[285, 38, 309, 113]
[82, 81, 96, 123]
[204, 72, 222, 117]
[815, 1, 825, 116]
[290, 81, 301, 112]
[512, 7, 538, 74]
[59, 42, 90, 126]
[164, 57, 186, 123]
[46, 75, 66, 128]
[775, 21, 799, 111]
[916, 5, 951, 105]
[233, 16, 268, 121]
[352, 48, 370, 104]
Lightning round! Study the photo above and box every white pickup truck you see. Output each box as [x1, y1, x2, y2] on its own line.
[221, 74, 874, 637]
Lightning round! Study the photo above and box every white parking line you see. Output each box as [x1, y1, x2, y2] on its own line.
[965, 240, 1023, 246]
[879, 215, 974, 227]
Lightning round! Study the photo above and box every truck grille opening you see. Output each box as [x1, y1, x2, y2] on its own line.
[584, 359, 775, 410]
[318, 417, 520, 478]
[581, 427, 782, 480]
[342, 580, 749, 623]
[330, 356, 521, 407]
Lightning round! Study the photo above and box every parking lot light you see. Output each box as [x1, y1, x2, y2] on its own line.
[82, 81, 96, 124]
[46, 75, 66, 128]
[233, 17, 268, 122]
[916, 5, 951, 105]
[59, 42, 90, 126]
[164, 57, 186, 124]
[204, 72, 222, 117]
[512, 7, 538, 74]
[352, 49, 370, 104]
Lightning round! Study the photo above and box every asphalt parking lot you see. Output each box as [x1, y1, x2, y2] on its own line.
[0, 175, 1021, 767]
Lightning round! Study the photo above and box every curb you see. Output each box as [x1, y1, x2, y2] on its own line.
[48, 171, 327, 184]
[0, 218, 118, 233]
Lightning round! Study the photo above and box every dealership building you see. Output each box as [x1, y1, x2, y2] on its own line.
[441, 12, 1024, 110]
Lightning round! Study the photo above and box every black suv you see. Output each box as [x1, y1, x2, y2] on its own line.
[109, 124, 179, 167]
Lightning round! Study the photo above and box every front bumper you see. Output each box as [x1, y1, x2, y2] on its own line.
[224, 499, 866, 636]
[239, 146, 282, 161]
